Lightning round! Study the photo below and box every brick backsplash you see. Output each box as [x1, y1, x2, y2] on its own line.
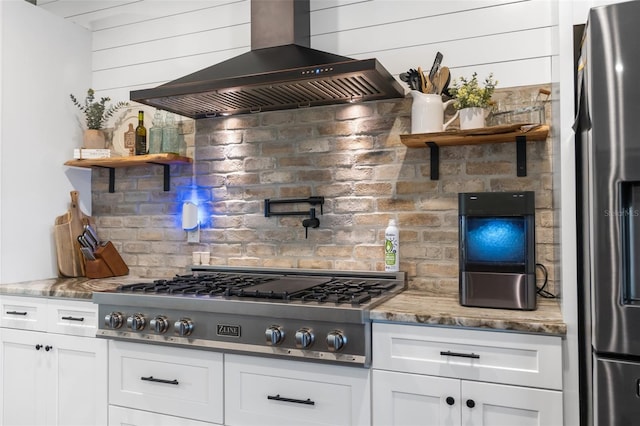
[92, 85, 557, 297]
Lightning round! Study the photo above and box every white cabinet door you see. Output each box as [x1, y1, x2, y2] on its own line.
[109, 341, 224, 424]
[225, 354, 370, 426]
[461, 381, 563, 426]
[46, 299, 99, 337]
[372, 370, 563, 426]
[0, 296, 48, 331]
[109, 405, 215, 426]
[0, 328, 48, 426]
[50, 333, 108, 426]
[372, 370, 461, 426]
[373, 323, 563, 390]
[0, 328, 108, 426]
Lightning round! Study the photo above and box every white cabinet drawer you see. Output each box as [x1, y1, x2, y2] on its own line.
[225, 354, 370, 426]
[373, 322, 562, 390]
[46, 299, 98, 337]
[108, 406, 217, 426]
[0, 296, 47, 331]
[109, 341, 223, 424]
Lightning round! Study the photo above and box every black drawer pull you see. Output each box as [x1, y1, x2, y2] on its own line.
[440, 351, 480, 359]
[6, 311, 27, 316]
[61, 316, 85, 322]
[140, 376, 179, 385]
[267, 394, 315, 405]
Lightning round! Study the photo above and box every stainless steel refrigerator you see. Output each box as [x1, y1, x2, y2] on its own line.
[576, 2, 640, 424]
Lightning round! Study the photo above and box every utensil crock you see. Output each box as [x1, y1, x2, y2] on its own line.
[410, 91, 457, 133]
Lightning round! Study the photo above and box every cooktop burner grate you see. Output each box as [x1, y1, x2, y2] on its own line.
[116, 273, 400, 306]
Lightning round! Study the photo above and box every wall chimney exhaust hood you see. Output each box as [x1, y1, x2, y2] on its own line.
[130, 0, 404, 119]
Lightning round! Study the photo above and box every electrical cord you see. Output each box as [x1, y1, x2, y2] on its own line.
[535, 263, 557, 298]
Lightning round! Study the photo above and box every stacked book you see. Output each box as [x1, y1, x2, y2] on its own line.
[73, 149, 111, 159]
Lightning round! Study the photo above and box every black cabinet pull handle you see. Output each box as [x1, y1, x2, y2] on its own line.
[61, 316, 85, 322]
[6, 311, 27, 316]
[440, 350, 480, 359]
[267, 394, 315, 405]
[466, 399, 476, 408]
[35, 344, 42, 350]
[45, 345, 53, 351]
[446, 396, 455, 405]
[140, 376, 179, 385]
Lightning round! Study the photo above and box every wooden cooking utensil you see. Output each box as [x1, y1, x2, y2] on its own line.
[417, 66, 433, 93]
[435, 66, 451, 95]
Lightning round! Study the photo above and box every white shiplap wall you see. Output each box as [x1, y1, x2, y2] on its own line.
[38, 0, 557, 104]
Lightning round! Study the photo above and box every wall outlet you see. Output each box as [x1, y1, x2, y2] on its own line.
[187, 227, 200, 243]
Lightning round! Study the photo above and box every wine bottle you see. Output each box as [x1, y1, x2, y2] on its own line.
[135, 110, 147, 155]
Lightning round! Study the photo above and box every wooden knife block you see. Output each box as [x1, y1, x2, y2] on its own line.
[85, 241, 129, 279]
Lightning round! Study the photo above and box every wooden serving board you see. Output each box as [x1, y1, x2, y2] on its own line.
[54, 191, 91, 277]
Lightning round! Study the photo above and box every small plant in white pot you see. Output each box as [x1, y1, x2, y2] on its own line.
[448, 73, 497, 130]
[70, 88, 128, 149]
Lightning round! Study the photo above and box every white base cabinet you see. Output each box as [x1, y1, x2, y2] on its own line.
[372, 323, 563, 426]
[109, 405, 213, 426]
[225, 354, 371, 426]
[108, 340, 223, 425]
[0, 296, 107, 426]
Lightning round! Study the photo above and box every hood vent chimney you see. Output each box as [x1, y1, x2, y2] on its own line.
[130, 0, 404, 118]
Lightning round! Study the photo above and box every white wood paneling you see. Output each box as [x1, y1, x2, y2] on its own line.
[39, 0, 244, 31]
[38, 0, 558, 98]
[93, 23, 250, 71]
[310, 0, 530, 36]
[37, 0, 137, 19]
[311, 1, 554, 55]
[93, 46, 250, 99]
[91, 0, 249, 50]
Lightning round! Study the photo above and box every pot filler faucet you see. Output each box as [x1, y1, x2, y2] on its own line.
[264, 196, 324, 238]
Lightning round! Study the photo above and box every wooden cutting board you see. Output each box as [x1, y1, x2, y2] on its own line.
[54, 191, 91, 277]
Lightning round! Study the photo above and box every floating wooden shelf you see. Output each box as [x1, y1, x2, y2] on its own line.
[64, 153, 192, 193]
[399, 124, 549, 180]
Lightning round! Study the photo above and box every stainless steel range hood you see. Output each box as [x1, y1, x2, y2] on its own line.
[130, 0, 404, 119]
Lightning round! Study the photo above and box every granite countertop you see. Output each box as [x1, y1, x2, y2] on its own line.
[0, 277, 566, 336]
[370, 289, 566, 335]
[0, 276, 151, 299]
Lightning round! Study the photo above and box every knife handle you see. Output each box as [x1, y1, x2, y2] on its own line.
[84, 224, 101, 246]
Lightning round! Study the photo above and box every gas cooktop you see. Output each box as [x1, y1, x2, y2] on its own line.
[93, 267, 405, 366]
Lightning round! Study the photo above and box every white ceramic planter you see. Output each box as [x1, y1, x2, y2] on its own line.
[459, 107, 486, 130]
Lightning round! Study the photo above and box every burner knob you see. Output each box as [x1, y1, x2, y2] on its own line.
[150, 316, 169, 334]
[265, 325, 285, 346]
[104, 312, 124, 329]
[295, 328, 314, 349]
[126, 313, 146, 331]
[174, 318, 194, 336]
[326, 330, 347, 352]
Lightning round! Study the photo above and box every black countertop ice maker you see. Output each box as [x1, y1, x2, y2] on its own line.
[458, 191, 536, 310]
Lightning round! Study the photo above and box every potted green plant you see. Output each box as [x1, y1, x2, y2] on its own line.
[448, 73, 497, 130]
[70, 88, 128, 149]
